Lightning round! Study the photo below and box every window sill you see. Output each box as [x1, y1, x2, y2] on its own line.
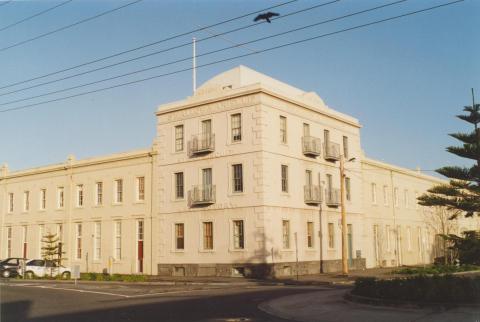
[134, 201, 145, 205]
[74, 206, 84, 209]
[172, 198, 186, 202]
[229, 192, 245, 197]
[198, 249, 216, 253]
[112, 203, 123, 207]
[55, 208, 65, 211]
[228, 248, 247, 253]
[92, 205, 103, 208]
[171, 249, 185, 253]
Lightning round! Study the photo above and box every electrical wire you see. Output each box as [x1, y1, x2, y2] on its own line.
[0, 0, 143, 53]
[0, 0, 299, 91]
[0, 0, 73, 33]
[0, 0, 464, 114]
[0, 0, 343, 98]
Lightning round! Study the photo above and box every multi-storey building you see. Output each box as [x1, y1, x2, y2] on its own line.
[1, 66, 478, 277]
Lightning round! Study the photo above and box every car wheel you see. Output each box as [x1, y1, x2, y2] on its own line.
[61, 271, 71, 280]
[25, 271, 34, 279]
[2, 270, 10, 278]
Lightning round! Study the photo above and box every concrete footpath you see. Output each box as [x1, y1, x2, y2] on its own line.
[259, 288, 480, 322]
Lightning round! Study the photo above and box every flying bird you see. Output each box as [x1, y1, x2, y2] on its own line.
[253, 12, 280, 23]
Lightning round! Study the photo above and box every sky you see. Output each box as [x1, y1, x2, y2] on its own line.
[0, 0, 478, 175]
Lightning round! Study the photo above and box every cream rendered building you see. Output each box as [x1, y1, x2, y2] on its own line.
[1, 66, 478, 277]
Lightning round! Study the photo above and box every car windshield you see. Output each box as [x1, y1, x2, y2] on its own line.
[1, 258, 18, 265]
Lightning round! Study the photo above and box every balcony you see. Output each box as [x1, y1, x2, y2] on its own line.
[188, 133, 215, 156]
[189, 184, 216, 206]
[304, 185, 322, 205]
[302, 136, 321, 157]
[325, 188, 340, 207]
[324, 141, 340, 162]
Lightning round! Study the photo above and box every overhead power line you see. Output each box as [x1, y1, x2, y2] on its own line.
[0, 0, 73, 33]
[0, 0, 464, 114]
[0, 0, 143, 53]
[0, 0, 341, 98]
[0, 0, 299, 91]
[0, 0, 406, 106]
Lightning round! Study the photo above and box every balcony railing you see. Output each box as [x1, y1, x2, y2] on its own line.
[324, 141, 340, 161]
[302, 136, 321, 157]
[325, 188, 340, 207]
[304, 185, 322, 205]
[189, 184, 216, 206]
[188, 133, 215, 156]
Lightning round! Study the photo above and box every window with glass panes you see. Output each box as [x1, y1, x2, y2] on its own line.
[76, 223, 82, 259]
[94, 222, 101, 260]
[345, 177, 351, 201]
[280, 116, 287, 143]
[76, 185, 83, 207]
[175, 172, 184, 199]
[307, 222, 314, 248]
[281, 165, 288, 192]
[7, 227, 12, 257]
[115, 179, 123, 203]
[232, 164, 243, 193]
[203, 222, 213, 250]
[233, 220, 244, 249]
[24, 191, 29, 211]
[282, 220, 290, 249]
[8, 193, 13, 212]
[40, 189, 46, 209]
[137, 177, 145, 201]
[114, 221, 121, 260]
[328, 223, 335, 248]
[231, 113, 241, 142]
[175, 125, 184, 152]
[96, 182, 103, 205]
[58, 187, 64, 208]
[175, 223, 184, 250]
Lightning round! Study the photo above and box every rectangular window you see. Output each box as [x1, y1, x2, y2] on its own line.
[175, 223, 184, 250]
[75, 223, 82, 259]
[343, 136, 349, 158]
[386, 225, 391, 251]
[40, 189, 46, 210]
[233, 220, 244, 249]
[95, 182, 103, 206]
[76, 185, 83, 207]
[303, 123, 310, 137]
[6, 227, 12, 257]
[371, 183, 377, 204]
[326, 174, 333, 191]
[94, 222, 101, 260]
[281, 165, 288, 192]
[307, 222, 314, 248]
[383, 185, 388, 206]
[115, 179, 123, 203]
[175, 172, 184, 199]
[328, 223, 335, 248]
[305, 170, 312, 186]
[56, 224, 63, 242]
[203, 222, 213, 250]
[137, 177, 145, 201]
[324, 129, 330, 144]
[8, 193, 13, 213]
[406, 227, 412, 251]
[415, 192, 419, 209]
[57, 187, 64, 208]
[22, 226, 28, 258]
[394, 188, 399, 207]
[279, 116, 287, 143]
[23, 191, 29, 212]
[232, 164, 243, 193]
[231, 113, 242, 142]
[404, 189, 409, 208]
[345, 177, 351, 201]
[175, 125, 184, 152]
[114, 221, 121, 260]
[282, 220, 290, 249]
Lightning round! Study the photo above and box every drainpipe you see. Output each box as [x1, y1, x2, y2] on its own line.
[149, 149, 155, 275]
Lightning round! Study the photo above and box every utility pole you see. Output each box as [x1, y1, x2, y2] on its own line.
[339, 155, 348, 275]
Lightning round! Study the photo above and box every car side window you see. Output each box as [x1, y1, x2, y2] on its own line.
[46, 261, 56, 267]
[29, 260, 44, 266]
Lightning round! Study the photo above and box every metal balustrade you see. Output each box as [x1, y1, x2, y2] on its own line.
[325, 188, 340, 207]
[188, 133, 215, 156]
[324, 141, 340, 161]
[302, 136, 321, 157]
[189, 184, 216, 206]
[304, 185, 322, 205]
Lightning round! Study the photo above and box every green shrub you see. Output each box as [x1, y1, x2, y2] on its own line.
[393, 264, 480, 275]
[353, 275, 480, 304]
[79, 272, 146, 282]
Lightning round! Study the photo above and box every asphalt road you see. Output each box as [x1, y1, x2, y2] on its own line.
[0, 281, 327, 322]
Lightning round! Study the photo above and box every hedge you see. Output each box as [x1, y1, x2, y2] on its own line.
[352, 275, 480, 304]
[80, 273, 147, 282]
[393, 265, 480, 275]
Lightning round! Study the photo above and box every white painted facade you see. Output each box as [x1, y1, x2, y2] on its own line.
[1, 66, 478, 276]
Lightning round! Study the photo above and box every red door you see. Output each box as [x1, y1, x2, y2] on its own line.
[137, 240, 144, 273]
